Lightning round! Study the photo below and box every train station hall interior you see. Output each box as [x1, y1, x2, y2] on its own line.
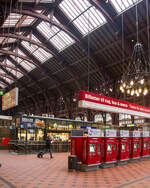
[1, 0, 150, 187]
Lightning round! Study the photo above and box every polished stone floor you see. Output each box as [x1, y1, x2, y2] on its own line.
[0, 151, 150, 188]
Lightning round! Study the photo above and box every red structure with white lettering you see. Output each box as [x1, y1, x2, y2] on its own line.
[141, 131, 149, 158]
[130, 131, 141, 160]
[78, 91, 150, 118]
[102, 130, 118, 166]
[82, 137, 102, 165]
[117, 130, 130, 162]
[71, 137, 84, 162]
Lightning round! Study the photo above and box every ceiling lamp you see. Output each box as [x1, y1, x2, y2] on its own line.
[119, 1, 150, 97]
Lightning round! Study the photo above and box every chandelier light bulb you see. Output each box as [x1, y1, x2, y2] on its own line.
[140, 79, 144, 85]
[130, 80, 134, 86]
[127, 89, 130, 94]
[143, 88, 148, 95]
[138, 88, 142, 93]
[136, 93, 139, 96]
[123, 82, 126, 88]
[131, 89, 135, 96]
[120, 86, 123, 90]
[121, 88, 124, 93]
[135, 90, 138, 94]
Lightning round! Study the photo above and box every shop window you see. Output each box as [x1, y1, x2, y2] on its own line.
[90, 144, 95, 153]
[107, 143, 112, 152]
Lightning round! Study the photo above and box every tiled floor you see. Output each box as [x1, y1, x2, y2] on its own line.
[0, 151, 150, 188]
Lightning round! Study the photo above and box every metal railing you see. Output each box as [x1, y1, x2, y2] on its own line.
[8, 140, 70, 154]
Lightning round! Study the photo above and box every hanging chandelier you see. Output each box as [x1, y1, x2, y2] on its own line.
[120, 1, 150, 97]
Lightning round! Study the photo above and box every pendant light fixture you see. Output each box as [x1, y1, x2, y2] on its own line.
[120, 1, 150, 97]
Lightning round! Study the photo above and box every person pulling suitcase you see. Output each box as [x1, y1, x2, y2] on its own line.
[37, 135, 53, 159]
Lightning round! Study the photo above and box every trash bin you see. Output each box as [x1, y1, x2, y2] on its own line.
[68, 155, 77, 170]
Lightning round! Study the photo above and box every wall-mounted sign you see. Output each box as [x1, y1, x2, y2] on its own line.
[88, 129, 101, 137]
[0, 115, 12, 120]
[2, 87, 19, 111]
[22, 117, 34, 123]
[78, 91, 150, 118]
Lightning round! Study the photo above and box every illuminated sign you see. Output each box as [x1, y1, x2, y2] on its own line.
[2, 88, 19, 111]
[78, 91, 150, 118]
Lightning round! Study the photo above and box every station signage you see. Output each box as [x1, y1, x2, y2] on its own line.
[78, 91, 150, 118]
[2, 87, 19, 111]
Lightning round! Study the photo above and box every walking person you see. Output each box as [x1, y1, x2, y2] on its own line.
[45, 135, 53, 159]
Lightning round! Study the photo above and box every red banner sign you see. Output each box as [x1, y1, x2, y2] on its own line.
[78, 91, 150, 118]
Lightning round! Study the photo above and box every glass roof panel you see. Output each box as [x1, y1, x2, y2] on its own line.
[33, 48, 53, 62]
[59, 0, 107, 35]
[21, 16, 35, 26]
[50, 30, 75, 51]
[37, 21, 59, 39]
[110, 0, 143, 13]
[0, 83, 5, 88]
[21, 34, 52, 63]
[2, 13, 22, 28]
[20, 60, 36, 71]
[4, 77, 13, 84]
[59, 0, 90, 20]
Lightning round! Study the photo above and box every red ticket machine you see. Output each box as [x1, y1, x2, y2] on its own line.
[141, 131, 149, 158]
[82, 137, 102, 166]
[102, 130, 118, 167]
[71, 136, 84, 162]
[130, 131, 141, 161]
[149, 136, 150, 157]
[117, 130, 130, 163]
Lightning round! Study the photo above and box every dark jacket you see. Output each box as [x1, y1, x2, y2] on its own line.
[46, 138, 52, 149]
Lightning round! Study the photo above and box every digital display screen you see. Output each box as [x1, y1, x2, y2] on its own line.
[2, 88, 19, 111]
[107, 144, 112, 151]
[90, 144, 95, 153]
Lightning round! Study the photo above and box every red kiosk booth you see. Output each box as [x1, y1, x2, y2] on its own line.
[70, 129, 102, 171]
[130, 131, 141, 161]
[101, 129, 118, 168]
[117, 130, 130, 164]
[141, 131, 149, 158]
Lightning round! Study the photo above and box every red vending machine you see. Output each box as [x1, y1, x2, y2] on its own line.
[117, 130, 130, 164]
[149, 136, 150, 157]
[82, 137, 102, 165]
[141, 131, 149, 159]
[101, 129, 118, 168]
[70, 136, 84, 162]
[129, 131, 141, 162]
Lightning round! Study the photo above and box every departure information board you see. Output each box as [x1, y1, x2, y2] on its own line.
[2, 87, 19, 111]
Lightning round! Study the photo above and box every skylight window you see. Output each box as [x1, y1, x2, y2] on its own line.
[37, 16, 74, 51]
[0, 83, 5, 88]
[20, 60, 36, 71]
[4, 59, 23, 79]
[37, 21, 59, 39]
[110, 0, 143, 13]
[21, 34, 53, 62]
[59, 0, 107, 35]
[2, 13, 22, 27]
[21, 16, 35, 26]
[50, 31, 74, 51]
